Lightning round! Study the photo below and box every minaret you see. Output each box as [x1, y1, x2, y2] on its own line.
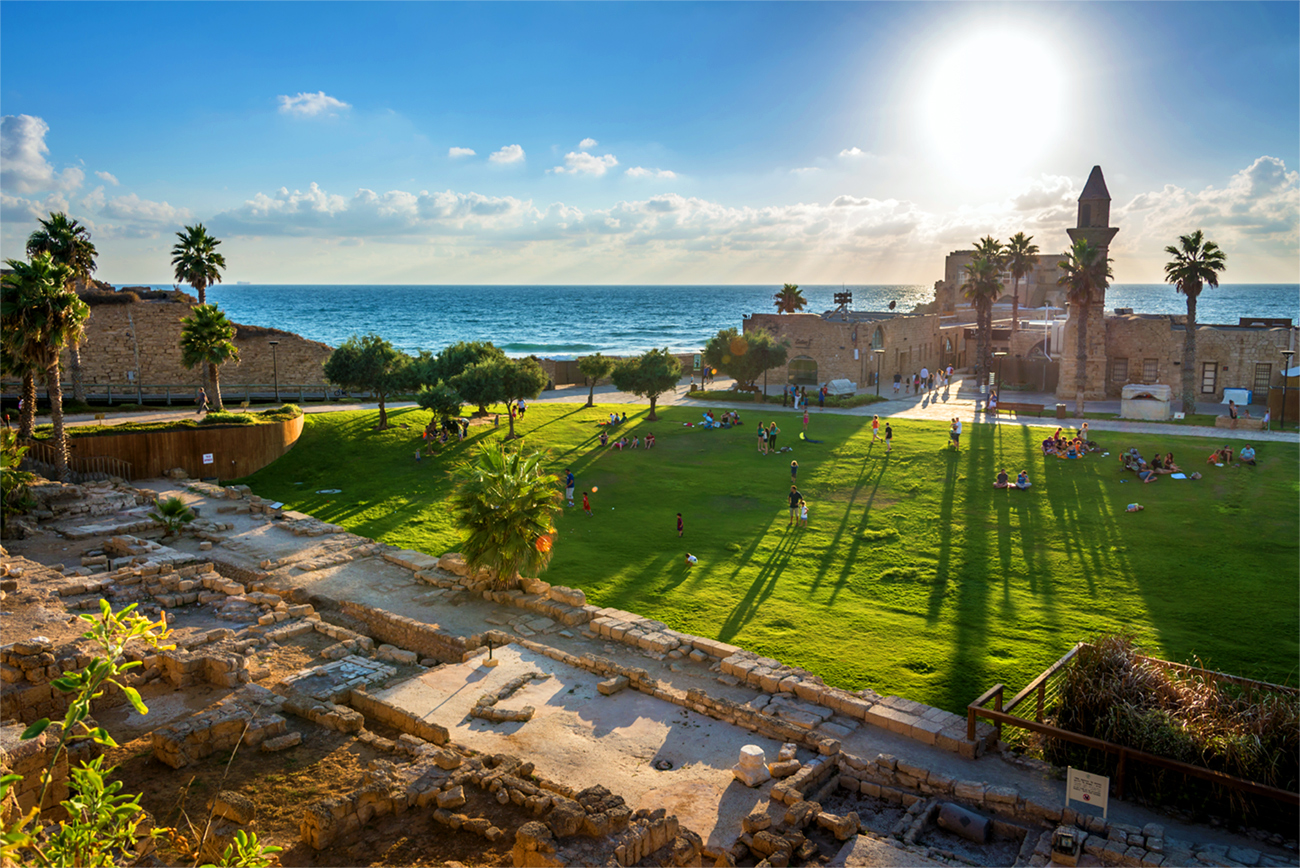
[1059, 166, 1117, 401]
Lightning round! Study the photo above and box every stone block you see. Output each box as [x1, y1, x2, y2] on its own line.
[210, 791, 256, 825]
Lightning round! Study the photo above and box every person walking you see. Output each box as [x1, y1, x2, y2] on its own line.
[884, 422, 893, 454]
[893, 372, 901, 395]
[768, 421, 780, 453]
[564, 469, 576, 507]
[802, 406, 809, 433]
[818, 386, 826, 408]
[196, 388, 208, 415]
[871, 415, 881, 441]
[788, 485, 803, 526]
[950, 417, 962, 450]
[790, 460, 798, 483]
[758, 421, 768, 455]
[920, 366, 929, 393]
[583, 491, 593, 516]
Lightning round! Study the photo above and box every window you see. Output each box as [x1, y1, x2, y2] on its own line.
[788, 356, 818, 386]
[871, 327, 885, 350]
[1143, 359, 1159, 383]
[1254, 363, 1272, 394]
[1110, 358, 1129, 382]
[1200, 362, 1218, 394]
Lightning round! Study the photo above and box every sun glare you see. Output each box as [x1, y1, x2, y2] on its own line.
[918, 30, 1065, 184]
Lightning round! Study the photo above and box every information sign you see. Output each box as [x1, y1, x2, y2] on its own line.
[1066, 767, 1109, 819]
[202, 453, 214, 465]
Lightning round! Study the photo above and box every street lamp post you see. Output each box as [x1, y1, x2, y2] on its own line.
[269, 340, 280, 404]
[874, 349, 885, 397]
[1282, 349, 1295, 431]
[993, 351, 1008, 393]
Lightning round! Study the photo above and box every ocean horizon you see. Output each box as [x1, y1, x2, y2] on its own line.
[116, 283, 1300, 357]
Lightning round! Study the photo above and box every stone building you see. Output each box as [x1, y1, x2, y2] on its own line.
[935, 250, 1067, 314]
[743, 310, 943, 390]
[56, 289, 332, 397]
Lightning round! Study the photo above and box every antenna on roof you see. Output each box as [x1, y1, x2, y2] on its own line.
[833, 290, 852, 315]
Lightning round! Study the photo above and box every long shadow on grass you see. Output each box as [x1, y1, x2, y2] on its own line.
[718, 521, 802, 643]
[821, 457, 890, 605]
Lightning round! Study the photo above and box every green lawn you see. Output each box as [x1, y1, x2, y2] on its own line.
[237, 403, 1299, 714]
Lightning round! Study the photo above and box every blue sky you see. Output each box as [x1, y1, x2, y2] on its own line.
[2, 1, 1296, 284]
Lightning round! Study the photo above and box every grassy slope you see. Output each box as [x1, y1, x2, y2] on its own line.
[238, 404, 1299, 713]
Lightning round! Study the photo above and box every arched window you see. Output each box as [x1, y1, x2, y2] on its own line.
[788, 356, 818, 385]
[871, 327, 885, 350]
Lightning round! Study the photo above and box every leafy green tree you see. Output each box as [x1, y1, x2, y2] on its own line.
[1058, 238, 1114, 417]
[170, 223, 226, 305]
[323, 334, 414, 430]
[27, 213, 98, 403]
[449, 441, 563, 589]
[773, 283, 807, 313]
[449, 361, 503, 420]
[180, 305, 240, 413]
[149, 496, 196, 535]
[611, 348, 682, 421]
[419, 341, 507, 412]
[1005, 231, 1039, 334]
[577, 353, 615, 407]
[703, 327, 788, 394]
[417, 382, 463, 422]
[960, 254, 1001, 385]
[449, 357, 547, 438]
[1, 254, 89, 481]
[1164, 230, 1227, 416]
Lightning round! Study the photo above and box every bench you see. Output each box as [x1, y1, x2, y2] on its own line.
[992, 402, 1045, 417]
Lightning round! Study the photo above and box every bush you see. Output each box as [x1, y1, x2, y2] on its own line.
[199, 412, 253, 426]
[1043, 635, 1299, 828]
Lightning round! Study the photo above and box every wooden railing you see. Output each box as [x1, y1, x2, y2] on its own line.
[967, 643, 1299, 807]
[0, 381, 346, 406]
[22, 440, 134, 480]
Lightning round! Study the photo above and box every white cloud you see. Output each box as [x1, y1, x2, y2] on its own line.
[839, 147, 866, 158]
[98, 192, 190, 224]
[95, 171, 120, 186]
[1012, 174, 1076, 211]
[448, 147, 476, 158]
[579, 138, 598, 150]
[276, 91, 351, 118]
[790, 167, 821, 175]
[625, 167, 678, 180]
[1, 115, 85, 194]
[1, 191, 70, 225]
[552, 151, 618, 176]
[489, 144, 526, 164]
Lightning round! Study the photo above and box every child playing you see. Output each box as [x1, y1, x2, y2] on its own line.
[583, 491, 593, 516]
[799, 498, 809, 528]
[790, 460, 798, 483]
[872, 415, 880, 441]
[884, 423, 893, 454]
[685, 553, 698, 566]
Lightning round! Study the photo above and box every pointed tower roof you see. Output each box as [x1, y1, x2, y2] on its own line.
[1080, 165, 1110, 201]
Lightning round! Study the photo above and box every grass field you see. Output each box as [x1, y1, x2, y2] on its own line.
[237, 403, 1300, 714]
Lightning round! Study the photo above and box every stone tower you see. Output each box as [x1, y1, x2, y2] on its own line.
[1058, 166, 1118, 401]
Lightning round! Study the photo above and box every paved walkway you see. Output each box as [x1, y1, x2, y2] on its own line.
[33, 377, 1300, 446]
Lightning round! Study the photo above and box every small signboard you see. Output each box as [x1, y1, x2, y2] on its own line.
[202, 453, 214, 465]
[693, 354, 702, 371]
[1173, 412, 1186, 420]
[1066, 767, 1109, 819]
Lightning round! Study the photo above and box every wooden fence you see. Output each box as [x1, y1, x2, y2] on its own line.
[26, 414, 305, 481]
[967, 643, 1299, 807]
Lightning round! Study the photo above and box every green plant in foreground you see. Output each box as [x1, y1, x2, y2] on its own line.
[1, 427, 37, 517]
[450, 440, 563, 588]
[149, 496, 196, 536]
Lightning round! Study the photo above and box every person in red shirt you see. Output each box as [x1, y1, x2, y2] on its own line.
[582, 491, 593, 516]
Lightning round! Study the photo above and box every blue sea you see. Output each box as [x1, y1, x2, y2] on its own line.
[119, 284, 1300, 357]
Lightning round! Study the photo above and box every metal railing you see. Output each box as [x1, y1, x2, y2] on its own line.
[967, 643, 1299, 807]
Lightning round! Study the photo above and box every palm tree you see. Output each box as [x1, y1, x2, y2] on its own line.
[0, 334, 38, 440]
[1164, 230, 1227, 416]
[449, 441, 564, 589]
[1, 254, 89, 481]
[960, 255, 1001, 385]
[171, 224, 226, 305]
[180, 305, 240, 412]
[774, 284, 808, 314]
[1005, 232, 1039, 334]
[26, 213, 98, 403]
[1057, 238, 1113, 418]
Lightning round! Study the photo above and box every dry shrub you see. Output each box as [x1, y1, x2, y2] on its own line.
[1045, 635, 1298, 828]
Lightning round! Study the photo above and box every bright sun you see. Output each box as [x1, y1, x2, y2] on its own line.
[919, 30, 1066, 183]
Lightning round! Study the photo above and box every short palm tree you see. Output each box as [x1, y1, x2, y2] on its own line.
[1058, 238, 1113, 417]
[180, 305, 240, 412]
[450, 441, 564, 589]
[27, 213, 98, 403]
[1005, 232, 1039, 333]
[1164, 230, 1227, 416]
[1, 254, 89, 481]
[960, 254, 1001, 384]
[774, 284, 808, 314]
[0, 335, 39, 440]
[149, 496, 196, 536]
[171, 224, 226, 305]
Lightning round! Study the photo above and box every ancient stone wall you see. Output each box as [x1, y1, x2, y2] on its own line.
[744, 312, 943, 389]
[338, 600, 479, 664]
[59, 295, 332, 390]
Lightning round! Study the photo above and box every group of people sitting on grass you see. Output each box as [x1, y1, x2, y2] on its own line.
[993, 468, 1032, 490]
[424, 416, 470, 445]
[603, 412, 629, 426]
[1207, 444, 1257, 466]
[1121, 447, 1196, 483]
[1041, 425, 1102, 460]
[600, 430, 655, 450]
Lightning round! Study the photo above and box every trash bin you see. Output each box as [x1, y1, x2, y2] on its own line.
[1056, 403, 1068, 419]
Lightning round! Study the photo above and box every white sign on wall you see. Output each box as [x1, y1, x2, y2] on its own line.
[1066, 767, 1109, 819]
[202, 453, 214, 465]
